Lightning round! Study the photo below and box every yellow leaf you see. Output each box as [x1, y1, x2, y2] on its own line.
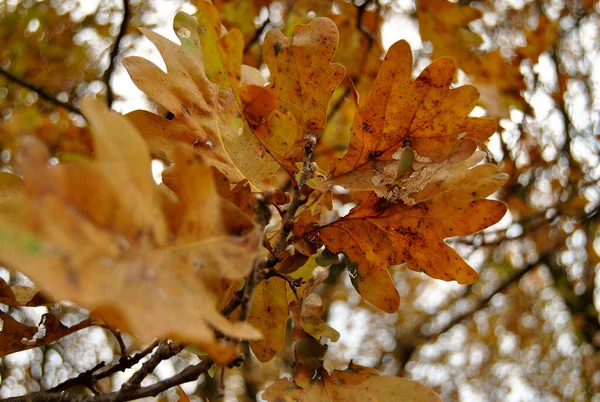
[249, 277, 289, 362]
[0, 99, 261, 363]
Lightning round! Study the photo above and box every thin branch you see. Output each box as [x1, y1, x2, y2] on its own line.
[4, 358, 214, 402]
[396, 258, 543, 375]
[104, 0, 130, 107]
[0, 67, 83, 116]
[243, 18, 270, 54]
[121, 340, 182, 391]
[48, 339, 160, 394]
[220, 133, 318, 317]
[49, 362, 105, 394]
[99, 325, 128, 358]
[95, 339, 160, 381]
[269, 133, 317, 266]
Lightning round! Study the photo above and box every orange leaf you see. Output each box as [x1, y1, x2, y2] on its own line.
[327, 40, 497, 188]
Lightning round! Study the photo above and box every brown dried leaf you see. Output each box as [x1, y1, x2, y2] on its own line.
[0, 312, 93, 358]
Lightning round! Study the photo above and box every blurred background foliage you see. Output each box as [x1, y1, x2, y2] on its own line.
[1, 0, 600, 401]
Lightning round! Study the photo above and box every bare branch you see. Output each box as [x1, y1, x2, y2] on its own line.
[104, 0, 130, 107]
[120, 340, 182, 391]
[4, 358, 214, 402]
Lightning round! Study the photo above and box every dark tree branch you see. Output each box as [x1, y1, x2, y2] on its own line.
[4, 358, 214, 402]
[49, 362, 105, 394]
[0, 67, 83, 116]
[95, 339, 160, 382]
[243, 18, 270, 54]
[104, 0, 130, 108]
[269, 133, 317, 265]
[46, 339, 160, 395]
[120, 340, 182, 391]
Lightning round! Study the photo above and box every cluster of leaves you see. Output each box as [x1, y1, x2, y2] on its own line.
[1, 0, 599, 400]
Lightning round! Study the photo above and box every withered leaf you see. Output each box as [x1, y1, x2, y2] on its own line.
[0, 99, 260, 363]
[0, 312, 93, 358]
[319, 191, 506, 312]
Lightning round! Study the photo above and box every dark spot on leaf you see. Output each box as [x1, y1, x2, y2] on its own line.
[273, 42, 282, 56]
[165, 111, 175, 120]
[369, 151, 383, 159]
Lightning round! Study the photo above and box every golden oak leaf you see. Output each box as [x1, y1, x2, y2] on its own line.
[248, 277, 289, 362]
[327, 40, 497, 189]
[0, 99, 260, 363]
[262, 363, 442, 402]
[0, 312, 93, 358]
[263, 17, 345, 144]
[124, 8, 289, 190]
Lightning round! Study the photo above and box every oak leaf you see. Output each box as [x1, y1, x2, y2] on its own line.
[124, 6, 294, 190]
[0, 99, 260, 363]
[0, 312, 93, 358]
[263, 17, 345, 143]
[262, 363, 442, 402]
[326, 40, 497, 188]
[310, 40, 508, 312]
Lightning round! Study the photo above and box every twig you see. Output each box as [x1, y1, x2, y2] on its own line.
[243, 18, 270, 54]
[216, 366, 226, 400]
[49, 362, 105, 394]
[220, 133, 318, 317]
[265, 269, 305, 297]
[47, 339, 160, 394]
[99, 325, 127, 358]
[104, 0, 130, 107]
[95, 339, 160, 381]
[121, 340, 182, 391]
[269, 133, 317, 266]
[4, 358, 214, 402]
[0, 67, 83, 116]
